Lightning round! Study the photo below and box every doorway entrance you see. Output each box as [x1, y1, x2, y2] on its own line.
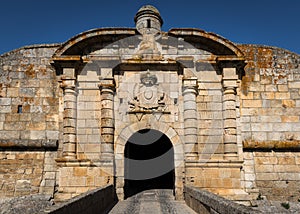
[124, 129, 175, 198]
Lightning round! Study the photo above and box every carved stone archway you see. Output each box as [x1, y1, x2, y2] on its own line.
[114, 121, 184, 200]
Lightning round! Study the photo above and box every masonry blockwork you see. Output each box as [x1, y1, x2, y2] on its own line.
[0, 5, 299, 204]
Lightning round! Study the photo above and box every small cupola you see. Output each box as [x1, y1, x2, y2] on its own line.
[134, 5, 163, 35]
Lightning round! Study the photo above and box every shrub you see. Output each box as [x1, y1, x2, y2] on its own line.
[281, 202, 290, 210]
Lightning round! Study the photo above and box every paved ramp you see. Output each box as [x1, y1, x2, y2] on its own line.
[109, 189, 196, 214]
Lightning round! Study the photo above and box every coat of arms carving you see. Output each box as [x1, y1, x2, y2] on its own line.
[128, 71, 170, 118]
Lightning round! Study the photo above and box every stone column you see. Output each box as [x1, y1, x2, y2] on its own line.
[99, 78, 115, 160]
[222, 68, 238, 160]
[182, 77, 198, 160]
[61, 68, 77, 159]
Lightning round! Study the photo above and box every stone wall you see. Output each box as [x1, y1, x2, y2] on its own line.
[197, 70, 224, 158]
[77, 71, 102, 160]
[243, 151, 300, 201]
[238, 44, 300, 200]
[0, 24, 299, 205]
[0, 45, 60, 198]
[184, 185, 261, 214]
[0, 151, 57, 198]
[238, 44, 300, 145]
[55, 163, 113, 202]
[185, 163, 250, 203]
[0, 45, 60, 142]
[44, 185, 116, 214]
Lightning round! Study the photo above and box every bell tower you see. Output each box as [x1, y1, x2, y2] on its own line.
[134, 5, 163, 35]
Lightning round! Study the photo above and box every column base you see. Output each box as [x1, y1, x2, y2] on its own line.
[62, 153, 77, 160]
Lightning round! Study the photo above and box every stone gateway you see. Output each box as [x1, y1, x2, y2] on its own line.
[0, 5, 300, 205]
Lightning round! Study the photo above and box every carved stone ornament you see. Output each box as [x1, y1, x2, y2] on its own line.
[140, 71, 158, 86]
[128, 71, 169, 116]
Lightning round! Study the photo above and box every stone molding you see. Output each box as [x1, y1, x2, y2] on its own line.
[0, 140, 58, 149]
[243, 140, 300, 150]
[185, 160, 243, 168]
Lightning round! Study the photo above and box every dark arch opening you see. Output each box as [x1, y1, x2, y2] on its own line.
[124, 129, 175, 198]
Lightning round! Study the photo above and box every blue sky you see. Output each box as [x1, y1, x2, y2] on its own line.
[0, 0, 299, 55]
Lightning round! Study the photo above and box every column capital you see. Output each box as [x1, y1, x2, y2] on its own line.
[61, 84, 76, 91]
[223, 81, 238, 89]
[222, 67, 238, 80]
[61, 75, 76, 81]
[60, 76, 76, 90]
[222, 67, 238, 89]
[62, 67, 76, 79]
[183, 77, 198, 86]
[99, 78, 115, 92]
[223, 87, 236, 95]
[182, 77, 198, 95]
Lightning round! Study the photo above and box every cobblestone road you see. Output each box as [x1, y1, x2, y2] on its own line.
[108, 189, 196, 214]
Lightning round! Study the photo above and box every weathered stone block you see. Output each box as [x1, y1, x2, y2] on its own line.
[244, 173, 256, 181]
[256, 173, 279, 181]
[251, 123, 273, 132]
[46, 131, 59, 139]
[274, 165, 299, 173]
[0, 98, 11, 105]
[267, 132, 284, 141]
[261, 92, 275, 99]
[255, 157, 278, 165]
[0, 130, 20, 139]
[273, 123, 293, 132]
[279, 173, 300, 180]
[242, 100, 262, 108]
[281, 116, 299, 123]
[277, 156, 296, 165]
[73, 167, 87, 177]
[275, 92, 290, 99]
[0, 106, 12, 113]
[265, 85, 277, 92]
[84, 144, 101, 153]
[255, 164, 274, 173]
[288, 82, 300, 88]
[30, 131, 46, 140]
[19, 88, 36, 97]
[278, 84, 289, 91]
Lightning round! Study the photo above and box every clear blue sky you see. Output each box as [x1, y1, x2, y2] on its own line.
[0, 0, 299, 55]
